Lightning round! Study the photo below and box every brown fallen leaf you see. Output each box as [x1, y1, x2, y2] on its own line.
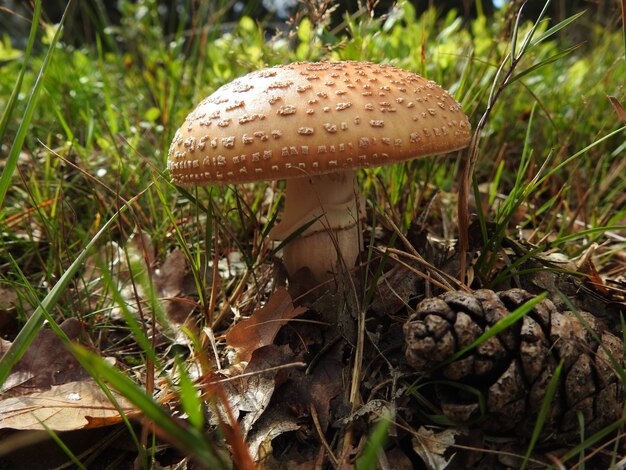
[208, 350, 278, 438]
[412, 426, 459, 470]
[0, 284, 22, 338]
[287, 340, 344, 432]
[1, 318, 89, 396]
[207, 344, 305, 437]
[152, 248, 197, 324]
[0, 380, 137, 431]
[0, 318, 138, 432]
[226, 288, 307, 362]
[246, 407, 301, 464]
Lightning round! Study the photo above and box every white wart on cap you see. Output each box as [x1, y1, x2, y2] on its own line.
[168, 61, 471, 283]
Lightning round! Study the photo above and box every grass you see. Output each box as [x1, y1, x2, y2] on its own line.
[0, 0, 625, 467]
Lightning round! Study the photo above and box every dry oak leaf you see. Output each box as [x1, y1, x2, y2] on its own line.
[412, 426, 460, 470]
[0, 379, 137, 431]
[226, 288, 307, 362]
[208, 346, 281, 438]
[246, 407, 301, 465]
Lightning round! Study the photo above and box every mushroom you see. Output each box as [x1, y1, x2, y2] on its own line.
[168, 61, 471, 284]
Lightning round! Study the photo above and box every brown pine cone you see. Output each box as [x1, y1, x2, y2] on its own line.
[403, 288, 624, 441]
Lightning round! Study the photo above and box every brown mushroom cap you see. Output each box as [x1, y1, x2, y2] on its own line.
[168, 61, 471, 185]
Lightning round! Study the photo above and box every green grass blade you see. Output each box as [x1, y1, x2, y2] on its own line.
[622, 0, 626, 58]
[555, 418, 626, 465]
[175, 355, 205, 430]
[577, 412, 587, 469]
[509, 44, 583, 85]
[550, 225, 626, 246]
[0, 202, 128, 386]
[529, 11, 586, 47]
[521, 360, 564, 470]
[515, 0, 552, 58]
[154, 180, 211, 312]
[439, 293, 547, 368]
[0, 0, 71, 209]
[97, 255, 160, 367]
[70, 344, 227, 469]
[557, 290, 626, 386]
[509, 1, 524, 66]
[38, 421, 88, 470]
[0, 2, 41, 148]
[355, 408, 392, 470]
[537, 126, 626, 186]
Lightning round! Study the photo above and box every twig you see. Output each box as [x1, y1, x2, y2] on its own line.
[209, 361, 306, 384]
[310, 403, 339, 467]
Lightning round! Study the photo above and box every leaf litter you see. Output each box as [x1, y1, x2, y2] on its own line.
[2, 200, 625, 468]
[0, 318, 137, 431]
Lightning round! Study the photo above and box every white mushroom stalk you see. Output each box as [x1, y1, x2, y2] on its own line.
[269, 170, 364, 282]
[167, 61, 471, 286]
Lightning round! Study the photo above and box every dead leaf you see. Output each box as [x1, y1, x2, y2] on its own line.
[0, 318, 138, 432]
[370, 262, 421, 316]
[0, 380, 137, 431]
[210, 358, 276, 438]
[575, 243, 610, 295]
[412, 426, 459, 470]
[385, 446, 416, 470]
[152, 248, 196, 323]
[276, 339, 345, 434]
[246, 407, 301, 465]
[0, 284, 21, 339]
[226, 288, 307, 362]
[0, 285, 19, 314]
[1, 319, 89, 396]
[207, 344, 303, 438]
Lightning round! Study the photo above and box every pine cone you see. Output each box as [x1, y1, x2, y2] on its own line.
[403, 288, 624, 441]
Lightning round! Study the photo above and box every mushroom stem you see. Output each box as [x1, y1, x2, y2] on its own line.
[269, 170, 364, 283]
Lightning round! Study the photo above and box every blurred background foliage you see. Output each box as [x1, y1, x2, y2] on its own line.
[2, 0, 622, 174]
[3, 0, 622, 48]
